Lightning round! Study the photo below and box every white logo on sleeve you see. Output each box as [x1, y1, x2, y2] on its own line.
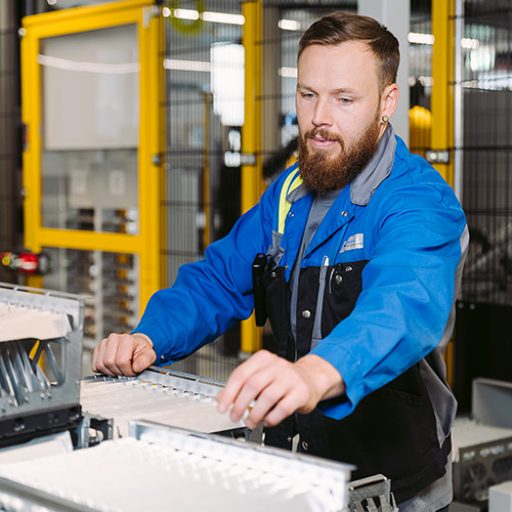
[340, 233, 364, 253]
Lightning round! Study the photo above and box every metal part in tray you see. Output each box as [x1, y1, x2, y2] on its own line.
[0, 283, 84, 444]
[80, 367, 246, 438]
[0, 420, 352, 512]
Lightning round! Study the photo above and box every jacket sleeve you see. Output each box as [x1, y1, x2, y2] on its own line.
[132, 178, 280, 364]
[310, 177, 468, 420]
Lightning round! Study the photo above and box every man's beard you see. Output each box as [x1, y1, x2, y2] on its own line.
[298, 116, 381, 193]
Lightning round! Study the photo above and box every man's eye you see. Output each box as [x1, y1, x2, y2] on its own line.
[339, 97, 353, 104]
[300, 92, 314, 99]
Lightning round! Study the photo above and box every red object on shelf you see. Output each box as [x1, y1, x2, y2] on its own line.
[0, 251, 50, 274]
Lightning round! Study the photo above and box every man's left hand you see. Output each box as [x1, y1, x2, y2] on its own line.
[216, 350, 345, 430]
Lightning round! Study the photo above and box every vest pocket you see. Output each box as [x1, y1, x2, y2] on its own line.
[321, 260, 368, 338]
[377, 383, 425, 407]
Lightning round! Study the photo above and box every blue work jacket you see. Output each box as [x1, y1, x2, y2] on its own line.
[135, 130, 467, 421]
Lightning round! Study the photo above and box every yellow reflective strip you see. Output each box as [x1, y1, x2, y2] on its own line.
[277, 172, 296, 234]
[277, 169, 302, 234]
[288, 173, 303, 195]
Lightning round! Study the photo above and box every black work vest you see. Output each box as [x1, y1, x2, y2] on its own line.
[261, 260, 450, 504]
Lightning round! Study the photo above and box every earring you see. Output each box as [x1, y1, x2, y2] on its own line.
[381, 115, 389, 124]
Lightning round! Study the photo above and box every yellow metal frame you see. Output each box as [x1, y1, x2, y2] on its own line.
[432, 0, 455, 187]
[240, 0, 264, 353]
[21, 0, 164, 311]
[432, 0, 456, 386]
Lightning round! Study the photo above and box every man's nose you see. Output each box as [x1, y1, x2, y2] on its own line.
[312, 98, 333, 127]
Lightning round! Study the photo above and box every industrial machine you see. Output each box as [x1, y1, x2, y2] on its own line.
[0, 282, 354, 511]
[0, 281, 404, 511]
[0, 282, 84, 447]
[0, 282, 247, 450]
[451, 379, 512, 511]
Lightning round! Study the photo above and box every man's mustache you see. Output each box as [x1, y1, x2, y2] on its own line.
[304, 128, 343, 144]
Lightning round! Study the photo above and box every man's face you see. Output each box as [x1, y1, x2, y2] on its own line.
[296, 41, 387, 193]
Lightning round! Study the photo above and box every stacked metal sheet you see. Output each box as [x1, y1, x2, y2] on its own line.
[0, 420, 352, 512]
[81, 369, 245, 437]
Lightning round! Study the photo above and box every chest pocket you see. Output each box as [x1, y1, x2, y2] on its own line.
[320, 259, 368, 338]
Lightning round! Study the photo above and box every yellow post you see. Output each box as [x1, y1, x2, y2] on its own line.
[431, 0, 455, 187]
[241, 0, 264, 353]
[21, 25, 42, 255]
[138, 3, 164, 309]
[432, 0, 456, 386]
[21, 11, 43, 289]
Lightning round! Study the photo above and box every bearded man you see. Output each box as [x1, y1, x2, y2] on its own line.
[93, 11, 467, 512]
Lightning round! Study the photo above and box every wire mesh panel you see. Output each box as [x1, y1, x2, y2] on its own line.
[460, 0, 512, 305]
[409, 0, 432, 157]
[452, 0, 512, 412]
[162, 0, 245, 380]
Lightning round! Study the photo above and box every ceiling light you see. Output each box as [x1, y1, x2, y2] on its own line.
[461, 38, 479, 49]
[408, 32, 434, 45]
[278, 19, 301, 31]
[163, 59, 211, 73]
[174, 9, 200, 21]
[279, 67, 297, 79]
[202, 12, 244, 25]
[171, 9, 244, 25]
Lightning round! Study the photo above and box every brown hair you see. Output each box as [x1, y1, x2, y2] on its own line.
[298, 11, 400, 93]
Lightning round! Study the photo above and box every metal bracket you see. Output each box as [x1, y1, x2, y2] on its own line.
[240, 152, 257, 166]
[142, 5, 159, 28]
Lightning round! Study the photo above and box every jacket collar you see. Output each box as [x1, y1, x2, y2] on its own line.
[286, 124, 396, 206]
[350, 124, 396, 206]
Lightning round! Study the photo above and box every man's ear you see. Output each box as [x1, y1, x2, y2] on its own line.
[380, 83, 399, 121]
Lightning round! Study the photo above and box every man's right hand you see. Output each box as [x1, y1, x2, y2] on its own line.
[92, 333, 157, 377]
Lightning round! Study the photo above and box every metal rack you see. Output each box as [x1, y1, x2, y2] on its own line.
[79, 367, 247, 442]
[0, 282, 84, 446]
[0, 419, 352, 512]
